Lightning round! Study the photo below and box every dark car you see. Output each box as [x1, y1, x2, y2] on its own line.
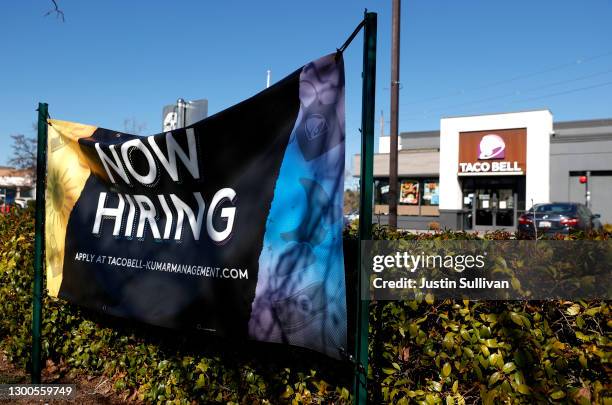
[518, 202, 602, 238]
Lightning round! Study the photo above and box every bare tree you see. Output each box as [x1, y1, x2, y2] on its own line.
[8, 134, 37, 172]
[44, 0, 65, 22]
[343, 189, 360, 214]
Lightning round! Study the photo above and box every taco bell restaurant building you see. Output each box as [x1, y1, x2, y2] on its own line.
[353, 110, 612, 230]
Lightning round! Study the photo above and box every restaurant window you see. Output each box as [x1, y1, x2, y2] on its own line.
[421, 180, 439, 206]
[374, 179, 390, 204]
[399, 180, 419, 205]
[374, 178, 440, 214]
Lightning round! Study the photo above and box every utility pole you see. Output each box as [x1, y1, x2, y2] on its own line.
[388, 0, 401, 229]
[585, 171, 591, 208]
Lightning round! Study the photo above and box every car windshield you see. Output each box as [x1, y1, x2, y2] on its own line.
[535, 204, 576, 214]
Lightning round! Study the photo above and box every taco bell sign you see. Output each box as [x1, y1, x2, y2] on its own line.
[457, 128, 527, 176]
[478, 134, 505, 160]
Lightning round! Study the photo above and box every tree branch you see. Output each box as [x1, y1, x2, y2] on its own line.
[8, 134, 37, 173]
[44, 0, 65, 22]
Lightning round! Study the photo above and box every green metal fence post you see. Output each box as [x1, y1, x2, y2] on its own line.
[31, 102, 48, 384]
[354, 11, 376, 405]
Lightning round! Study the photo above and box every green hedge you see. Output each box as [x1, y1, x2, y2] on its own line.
[0, 209, 609, 404]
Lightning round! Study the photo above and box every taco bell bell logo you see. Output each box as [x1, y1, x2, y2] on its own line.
[478, 134, 505, 160]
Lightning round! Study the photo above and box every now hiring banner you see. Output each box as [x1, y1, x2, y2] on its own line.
[44, 54, 347, 359]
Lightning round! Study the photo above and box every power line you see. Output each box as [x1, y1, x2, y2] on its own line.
[527, 68, 612, 92]
[510, 80, 612, 103]
[403, 80, 612, 120]
[400, 50, 612, 106]
[401, 67, 612, 118]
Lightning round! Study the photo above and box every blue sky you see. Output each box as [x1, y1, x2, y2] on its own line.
[1, 1, 611, 179]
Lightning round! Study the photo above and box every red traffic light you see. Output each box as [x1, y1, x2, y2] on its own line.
[579, 175, 588, 184]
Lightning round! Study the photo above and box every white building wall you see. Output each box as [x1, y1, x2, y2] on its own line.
[439, 119, 462, 210]
[378, 135, 402, 154]
[524, 112, 553, 208]
[379, 136, 390, 153]
[439, 110, 553, 211]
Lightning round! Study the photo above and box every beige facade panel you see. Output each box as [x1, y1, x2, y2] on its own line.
[374, 204, 439, 217]
[353, 150, 440, 177]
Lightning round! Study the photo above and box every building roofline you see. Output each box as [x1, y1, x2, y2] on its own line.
[398, 129, 440, 138]
[553, 118, 612, 128]
[441, 108, 552, 120]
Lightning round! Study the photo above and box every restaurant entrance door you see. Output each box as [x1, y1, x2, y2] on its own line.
[462, 176, 525, 231]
